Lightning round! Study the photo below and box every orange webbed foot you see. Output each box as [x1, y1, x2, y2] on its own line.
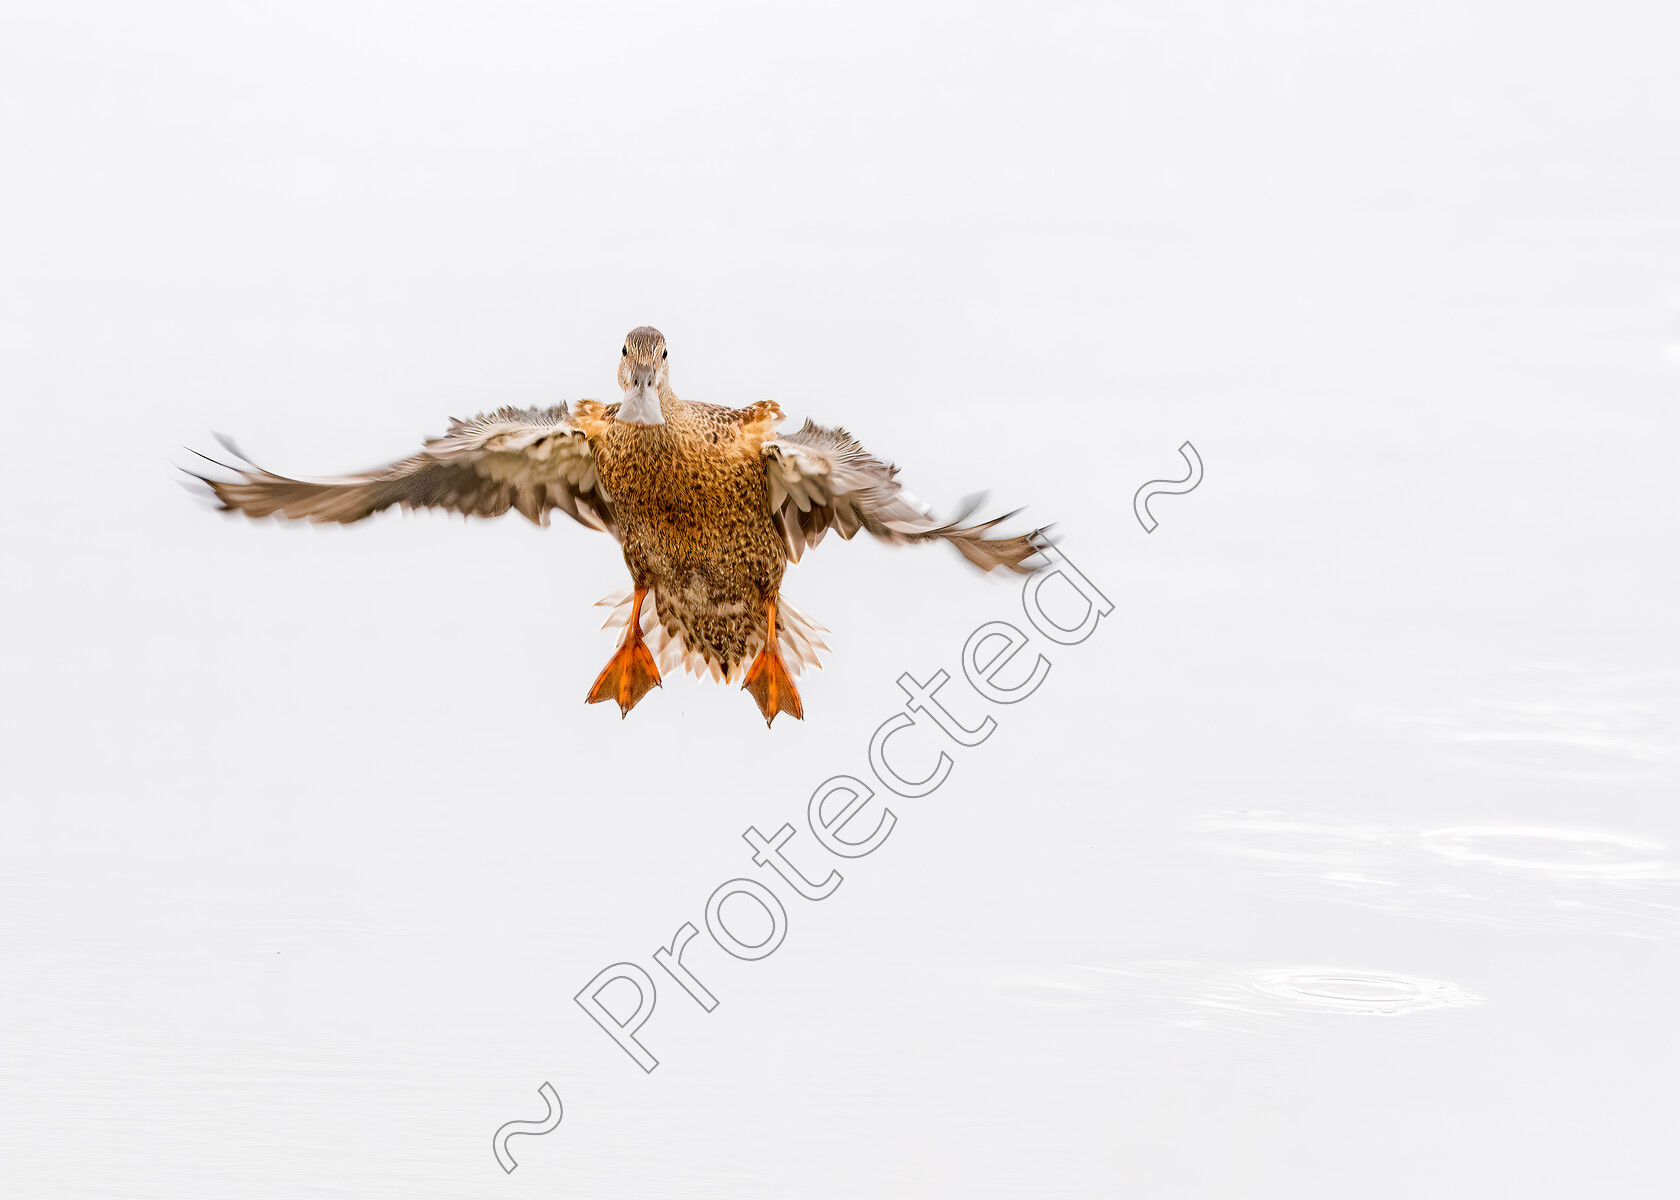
[586, 587, 662, 717]
[742, 598, 804, 727]
[586, 638, 663, 717]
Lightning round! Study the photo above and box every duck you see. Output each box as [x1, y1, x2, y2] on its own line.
[191, 326, 1048, 725]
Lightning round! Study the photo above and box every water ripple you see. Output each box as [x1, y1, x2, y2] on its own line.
[1199, 811, 1680, 940]
[1401, 664, 1675, 777]
[1008, 962, 1483, 1032]
[1249, 969, 1478, 1016]
[1420, 826, 1670, 880]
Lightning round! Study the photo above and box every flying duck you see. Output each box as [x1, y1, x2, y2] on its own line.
[191, 326, 1048, 725]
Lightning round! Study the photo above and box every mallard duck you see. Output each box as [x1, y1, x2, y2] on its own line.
[191, 326, 1047, 725]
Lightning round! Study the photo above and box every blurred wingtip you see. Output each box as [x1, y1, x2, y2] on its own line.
[176, 470, 226, 510]
[948, 490, 989, 524]
[184, 445, 240, 475]
[212, 432, 258, 467]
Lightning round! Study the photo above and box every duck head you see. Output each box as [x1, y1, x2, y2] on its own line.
[616, 326, 669, 426]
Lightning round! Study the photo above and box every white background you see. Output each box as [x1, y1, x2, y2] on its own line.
[3, 2, 1677, 1196]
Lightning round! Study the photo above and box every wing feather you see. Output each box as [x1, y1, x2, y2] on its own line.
[189, 404, 617, 536]
[763, 420, 1048, 573]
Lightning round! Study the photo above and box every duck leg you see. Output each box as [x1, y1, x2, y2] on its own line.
[586, 586, 663, 717]
[742, 595, 804, 727]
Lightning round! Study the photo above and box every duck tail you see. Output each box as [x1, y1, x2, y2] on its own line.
[593, 588, 829, 684]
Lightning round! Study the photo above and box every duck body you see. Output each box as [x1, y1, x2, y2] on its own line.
[575, 392, 788, 681]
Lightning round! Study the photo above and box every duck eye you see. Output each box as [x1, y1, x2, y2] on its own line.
[661, 349, 667, 360]
[621, 346, 627, 356]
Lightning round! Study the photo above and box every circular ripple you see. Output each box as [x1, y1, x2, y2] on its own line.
[1421, 827, 1670, 880]
[1250, 970, 1480, 1016]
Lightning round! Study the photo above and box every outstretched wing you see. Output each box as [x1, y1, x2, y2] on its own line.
[763, 419, 1047, 572]
[190, 404, 616, 535]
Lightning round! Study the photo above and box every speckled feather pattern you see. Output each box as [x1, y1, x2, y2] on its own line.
[575, 392, 789, 679]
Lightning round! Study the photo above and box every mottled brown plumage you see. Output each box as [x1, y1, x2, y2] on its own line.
[575, 391, 787, 682]
[189, 325, 1049, 725]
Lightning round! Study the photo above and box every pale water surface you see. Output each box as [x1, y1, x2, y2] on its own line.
[2, 2, 1677, 1196]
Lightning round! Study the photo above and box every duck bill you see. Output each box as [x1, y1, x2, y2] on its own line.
[617, 381, 665, 426]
